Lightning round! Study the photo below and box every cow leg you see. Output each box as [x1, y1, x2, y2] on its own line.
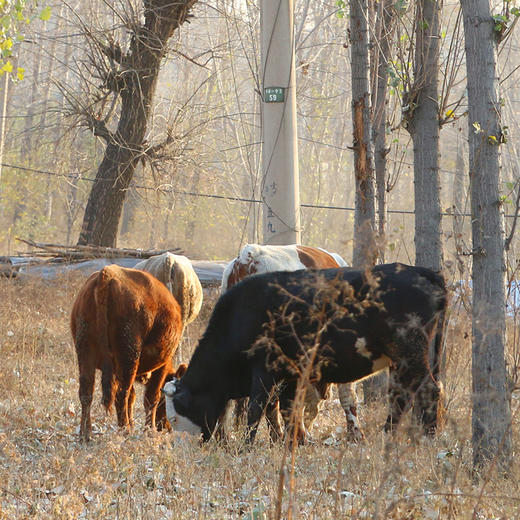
[265, 399, 283, 443]
[213, 401, 232, 443]
[337, 383, 365, 441]
[234, 397, 249, 431]
[78, 363, 95, 442]
[144, 366, 168, 430]
[279, 381, 306, 445]
[115, 385, 131, 430]
[155, 393, 170, 432]
[413, 377, 444, 435]
[128, 386, 136, 428]
[156, 361, 177, 432]
[384, 367, 414, 433]
[114, 363, 138, 431]
[100, 360, 116, 411]
[302, 384, 321, 432]
[246, 376, 274, 444]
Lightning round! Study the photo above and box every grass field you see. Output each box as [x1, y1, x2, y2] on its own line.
[0, 274, 519, 519]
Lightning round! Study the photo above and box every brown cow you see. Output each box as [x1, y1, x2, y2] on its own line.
[70, 265, 184, 441]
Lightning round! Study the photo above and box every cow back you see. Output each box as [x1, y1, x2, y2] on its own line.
[221, 243, 347, 292]
[135, 252, 203, 327]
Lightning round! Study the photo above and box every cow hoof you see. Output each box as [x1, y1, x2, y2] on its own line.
[345, 428, 365, 443]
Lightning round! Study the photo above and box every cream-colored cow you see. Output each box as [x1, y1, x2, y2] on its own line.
[135, 253, 203, 328]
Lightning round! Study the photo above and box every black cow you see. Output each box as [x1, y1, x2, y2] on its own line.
[163, 263, 446, 444]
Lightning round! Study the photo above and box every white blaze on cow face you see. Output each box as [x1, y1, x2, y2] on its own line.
[354, 337, 371, 359]
[162, 380, 202, 437]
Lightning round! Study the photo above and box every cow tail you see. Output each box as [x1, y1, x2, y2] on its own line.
[164, 253, 175, 294]
[432, 276, 447, 384]
[171, 258, 190, 326]
[95, 267, 116, 412]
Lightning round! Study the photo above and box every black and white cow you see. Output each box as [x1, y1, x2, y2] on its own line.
[163, 263, 446, 444]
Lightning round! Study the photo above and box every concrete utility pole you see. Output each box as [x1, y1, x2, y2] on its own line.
[261, 0, 300, 245]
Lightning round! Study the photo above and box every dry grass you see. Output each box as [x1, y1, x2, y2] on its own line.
[0, 275, 519, 519]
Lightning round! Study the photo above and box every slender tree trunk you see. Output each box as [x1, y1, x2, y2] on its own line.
[0, 74, 9, 218]
[77, 1, 198, 247]
[371, 0, 395, 262]
[39, 12, 62, 222]
[460, 0, 511, 472]
[120, 186, 138, 238]
[350, 0, 376, 269]
[351, 0, 379, 401]
[405, 0, 443, 271]
[21, 42, 42, 159]
[453, 138, 466, 274]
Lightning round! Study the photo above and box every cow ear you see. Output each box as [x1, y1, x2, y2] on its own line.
[162, 380, 177, 397]
[175, 363, 188, 378]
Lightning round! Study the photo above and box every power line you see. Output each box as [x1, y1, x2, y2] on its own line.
[1, 160, 517, 219]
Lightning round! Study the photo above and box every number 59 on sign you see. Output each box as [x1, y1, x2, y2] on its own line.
[264, 87, 284, 103]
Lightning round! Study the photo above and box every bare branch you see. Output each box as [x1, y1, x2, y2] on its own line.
[84, 112, 116, 145]
[505, 178, 520, 251]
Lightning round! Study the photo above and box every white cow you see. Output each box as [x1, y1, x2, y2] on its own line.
[135, 253, 203, 328]
[220, 243, 363, 441]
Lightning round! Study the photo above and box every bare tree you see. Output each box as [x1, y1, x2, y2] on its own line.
[460, 0, 512, 472]
[74, 0, 198, 246]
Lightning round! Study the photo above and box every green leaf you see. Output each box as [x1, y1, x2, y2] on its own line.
[39, 6, 51, 21]
[1, 15, 11, 30]
[493, 14, 508, 23]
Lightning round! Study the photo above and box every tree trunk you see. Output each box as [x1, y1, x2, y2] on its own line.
[21, 40, 42, 159]
[120, 186, 138, 238]
[371, 0, 395, 262]
[0, 74, 9, 213]
[350, 0, 376, 269]
[40, 11, 62, 222]
[460, 0, 512, 472]
[405, 0, 443, 271]
[77, 1, 198, 247]
[453, 138, 466, 275]
[350, 0, 379, 401]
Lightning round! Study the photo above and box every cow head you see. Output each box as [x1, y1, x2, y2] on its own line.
[162, 379, 204, 439]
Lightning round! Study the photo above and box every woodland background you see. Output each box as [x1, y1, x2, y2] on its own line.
[1, 1, 520, 517]
[1, 0, 508, 269]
